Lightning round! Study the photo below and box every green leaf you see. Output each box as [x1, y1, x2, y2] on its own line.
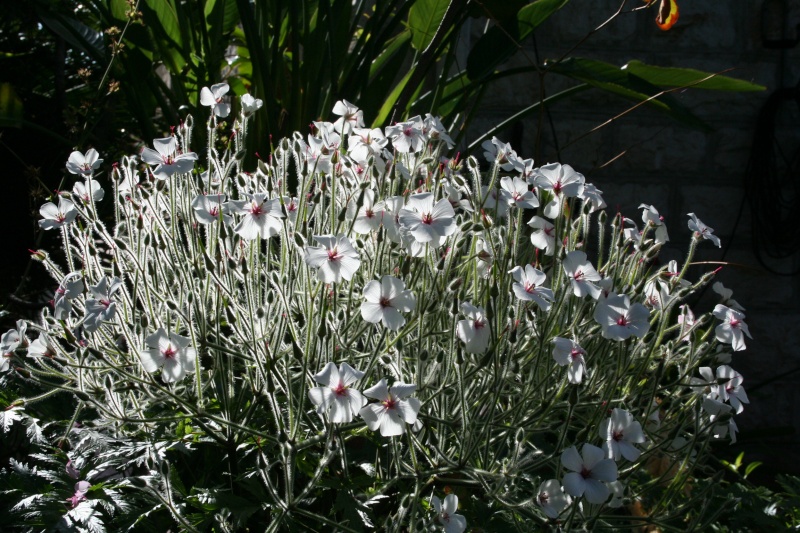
[143, 0, 182, 47]
[408, 0, 450, 51]
[373, 68, 415, 126]
[547, 57, 711, 131]
[369, 30, 411, 79]
[205, 0, 239, 34]
[467, 0, 569, 80]
[623, 60, 766, 92]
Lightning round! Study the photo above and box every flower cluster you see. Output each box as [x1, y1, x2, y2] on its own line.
[4, 94, 752, 531]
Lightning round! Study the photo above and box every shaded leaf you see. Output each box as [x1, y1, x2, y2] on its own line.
[408, 0, 450, 51]
[623, 60, 766, 92]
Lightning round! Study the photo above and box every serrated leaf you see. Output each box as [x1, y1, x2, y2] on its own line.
[1, 407, 23, 433]
[408, 0, 450, 51]
[623, 60, 766, 92]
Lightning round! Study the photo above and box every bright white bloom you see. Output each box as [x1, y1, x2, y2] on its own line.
[386, 116, 425, 153]
[688, 213, 721, 247]
[240, 93, 263, 115]
[677, 304, 696, 343]
[713, 304, 751, 352]
[580, 183, 606, 213]
[351, 190, 385, 234]
[398, 193, 456, 244]
[73, 180, 104, 204]
[528, 216, 555, 256]
[66, 148, 102, 176]
[644, 279, 670, 310]
[140, 136, 198, 179]
[562, 251, 601, 299]
[54, 272, 84, 319]
[138, 328, 197, 383]
[561, 444, 618, 504]
[431, 494, 467, 533]
[457, 302, 491, 354]
[500, 176, 539, 209]
[600, 408, 646, 462]
[348, 127, 388, 163]
[594, 294, 651, 341]
[381, 196, 404, 243]
[1, 321, 27, 372]
[509, 153, 536, 182]
[283, 196, 300, 224]
[713, 282, 745, 312]
[28, 334, 56, 359]
[200, 83, 231, 118]
[230, 193, 284, 240]
[360, 276, 416, 331]
[83, 277, 123, 333]
[533, 163, 585, 218]
[552, 337, 587, 384]
[308, 362, 366, 423]
[700, 365, 749, 414]
[509, 265, 554, 311]
[332, 99, 364, 135]
[536, 479, 570, 519]
[607, 481, 625, 508]
[423, 114, 454, 148]
[304, 235, 361, 283]
[191, 194, 231, 225]
[359, 379, 421, 437]
[481, 137, 517, 171]
[39, 197, 78, 230]
[639, 204, 669, 244]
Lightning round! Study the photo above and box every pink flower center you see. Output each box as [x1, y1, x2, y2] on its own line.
[403, 127, 413, 137]
[327, 247, 342, 262]
[250, 203, 264, 216]
[382, 396, 397, 410]
[379, 296, 392, 308]
[365, 208, 375, 219]
[729, 319, 740, 329]
[580, 466, 592, 479]
[162, 345, 178, 359]
[524, 282, 538, 294]
[421, 212, 433, 225]
[544, 226, 554, 236]
[474, 318, 486, 330]
[100, 299, 111, 309]
[209, 206, 219, 216]
[56, 213, 67, 223]
[570, 348, 583, 361]
[573, 270, 584, 281]
[333, 382, 348, 396]
[538, 492, 550, 505]
[552, 181, 563, 195]
[163, 154, 175, 165]
[616, 314, 629, 327]
[612, 430, 624, 442]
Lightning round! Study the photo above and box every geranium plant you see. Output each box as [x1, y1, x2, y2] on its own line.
[1, 94, 755, 531]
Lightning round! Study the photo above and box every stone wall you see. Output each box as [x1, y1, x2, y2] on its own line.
[468, 0, 800, 480]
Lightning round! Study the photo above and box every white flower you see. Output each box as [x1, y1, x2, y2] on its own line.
[688, 213, 721, 247]
[644, 279, 670, 310]
[386, 116, 426, 153]
[509, 265, 554, 311]
[677, 304, 697, 343]
[66, 148, 102, 176]
[533, 163, 585, 218]
[360, 276, 416, 331]
[1, 321, 27, 372]
[54, 272, 84, 319]
[423, 114, 454, 148]
[500, 177, 539, 209]
[552, 337, 587, 384]
[139, 328, 197, 383]
[561, 444, 618, 504]
[457, 302, 491, 354]
[713, 282, 745, 312]
[191, 194, 231, 225]
[398, 193, 456, 244]
[562, 251, 601, 299]
[308, 362, 367, 423]
[380, 196, 404, 243]
[715, 365, 749, 414]
[304, 235, 361, 283]
[702, 397, 738, 443]
[480, 185, 511, 218]
[39, 197, 78, 230]
[481, 137, 517, 171]
[594, 294, 651, 341]
[28, 334, 56, 359]
[83, 277, 123, 333]
[352, 190, 385, 234]
[475, 238, 494, 278]
[607, 481, 625, 508]
[332, 99, 364, 135]
[639, 204, 669, 244]
[713, 304, 751, 352]
[348, 127, 388, 163]
[580, 183, 606, 213]
[359, 379, 421, 437]
[200, 83, 231, 118]
[73, 179, 105, 204]
[241, 93, 263, 115]
[528, 216, 555, 256]
[600, 408, 646, 462]
[431, 494, 467, 533]
[536, 479, 570, 519]
[230, 193, 284, 240]
[140, 136, 198, 179]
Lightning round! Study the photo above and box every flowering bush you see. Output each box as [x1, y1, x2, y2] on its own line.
[2, 91, 756, 531]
